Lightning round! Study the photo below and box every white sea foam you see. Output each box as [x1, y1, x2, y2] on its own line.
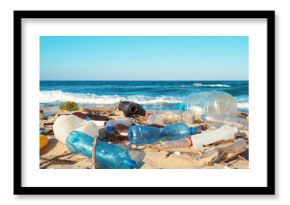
[193, 83, 231, 88]
[237, 102, 249, 110]
[40, 90, 182, 105]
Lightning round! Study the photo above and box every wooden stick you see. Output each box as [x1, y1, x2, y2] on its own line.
[40, 159, 76, 169]
[40, 152, 74, 166]
[92, 135, 98, 169]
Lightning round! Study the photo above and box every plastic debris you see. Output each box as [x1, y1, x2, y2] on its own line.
[40, 134, 48, 150]
[118, 101, 146, 117]
[204, 113, 248, 130]
[184, 91, 238, 114]
[191, 125, 238, 149]
[128, 123, 198, 145]
[66, 131, 137, 169]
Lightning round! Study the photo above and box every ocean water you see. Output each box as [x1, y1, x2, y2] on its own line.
[40, 81, 249, 112]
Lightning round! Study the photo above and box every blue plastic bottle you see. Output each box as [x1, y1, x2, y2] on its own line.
[128, 126, 162, 145]
[66, 131, 137, 169]
[161, 123, 197, 140]
[128, 123, 197, 145]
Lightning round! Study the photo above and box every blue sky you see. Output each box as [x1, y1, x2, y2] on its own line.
[40, 36, 248, 80]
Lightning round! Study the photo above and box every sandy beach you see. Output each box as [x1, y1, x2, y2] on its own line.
[40, 106, 249, 169]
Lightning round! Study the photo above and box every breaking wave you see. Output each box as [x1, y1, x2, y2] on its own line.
[193, 83, 231, 88]
[40, 90, 182, 105]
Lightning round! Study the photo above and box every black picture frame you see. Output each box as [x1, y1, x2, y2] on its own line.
[14, 10, 275, 195]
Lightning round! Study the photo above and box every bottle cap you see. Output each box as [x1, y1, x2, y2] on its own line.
[129, 160, 137, 169]
[189, 127, 197, 135]
[85, 116, 91, 121]
[39, 129, 46, 135]
[201, 114, 206, 120]
[106, 125, 113, 132]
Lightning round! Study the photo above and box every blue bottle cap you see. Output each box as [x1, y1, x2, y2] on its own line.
[201, 114, 206, 120]
[106, 125, 113, 132]
[39, 129, 45, 135]
[129, 160, 137, 169]
[189, 127, 197, 135]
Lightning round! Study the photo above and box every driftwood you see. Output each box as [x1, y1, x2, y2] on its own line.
[92, 135, 98, 169]
[40, 152, 75, 169]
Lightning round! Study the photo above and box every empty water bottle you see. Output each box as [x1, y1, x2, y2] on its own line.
[128, 125, 161, 145]
[66, 131, 137, 169]
[204, 113, 248, 130]
[161, 123, 197, 139]
[184, 91, 238, 114]
[147, 110, 205, 125]
[147, 111, 181, 125]
[128, 123, 198, 145]
[158, 137, 192, 149]
[191, 125, 238, 149]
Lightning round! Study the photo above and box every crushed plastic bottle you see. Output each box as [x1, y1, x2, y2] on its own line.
[147, 111, 182, 125]
[128, 123, 198, 145]
[184, 91, 238, 114]
[158, 137, 192, 149]
[147, 110, 205, 125]
[66, 131, 137, 169]
[196, 138, 248, 160]
[204, 113, 248, 130]
[191, 125, 238, 149]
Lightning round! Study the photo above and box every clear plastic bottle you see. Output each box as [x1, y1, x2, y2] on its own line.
[66, 131, 137, 169]
[128, 123, 198, 145]
[196, 138, 247, 160]
[191, 125, 238, 149]
[147, 110, 205, 125]
[106, 118, 132, 130]
[204, 113, 248, 130]
[158, 137, 192, 148]
[184, 91, 238, 114]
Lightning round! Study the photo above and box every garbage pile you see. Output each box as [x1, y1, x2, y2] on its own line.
[40, 91, 249, 169]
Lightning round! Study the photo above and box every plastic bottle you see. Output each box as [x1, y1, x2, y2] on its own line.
[106, 118, 132, 130]
[128, 123, 197, 145]
[190, 125, 238, 149]
[184, 91, 238, 114]
[66, 131, 137, 169]
[53, 115, 98, 144]
[40, 129, 46, 135]
[204, 113, 248, 130]
[147, 110, 205, 125]
[53, 115, 84, 144]
[128, 125, 161, 145]
[40, 134, 48, 149]
[105, 119, 132, 142]
[161, 123, 197, 139]
[158, 137, 192, 149]
[196, 138, 247, 160]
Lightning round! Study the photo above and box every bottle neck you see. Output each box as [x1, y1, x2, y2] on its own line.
[189, 127, 197, 135]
